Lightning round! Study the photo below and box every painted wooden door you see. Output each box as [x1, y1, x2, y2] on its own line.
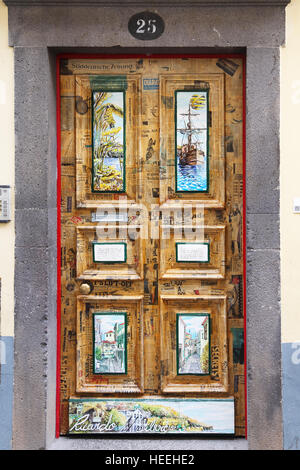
[58, 55, 245, 436]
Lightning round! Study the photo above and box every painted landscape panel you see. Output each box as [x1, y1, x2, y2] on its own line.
[69, 398, 235, 435]
[92, 90, 125, 192]
[93, 313, 127, 374]
[175, 90, 208, 192]
[177, 313, 210, 375]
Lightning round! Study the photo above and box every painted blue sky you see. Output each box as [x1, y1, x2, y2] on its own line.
[179, 314, 208, 339]
[177, 400, 234, 432]
[95, 314, 125, 338]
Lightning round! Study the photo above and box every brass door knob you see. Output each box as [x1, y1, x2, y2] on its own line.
[79, 283, 91, 294]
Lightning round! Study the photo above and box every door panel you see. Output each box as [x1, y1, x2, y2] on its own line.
[160, 224, 226, 279]
[76, 296, 144, 394]
[59, 56, 245, 436]
[75, 74, 142, 207]
[76, 225, 144, 280]
[160, 295, 228, 394]
[160, 73, 224, 207]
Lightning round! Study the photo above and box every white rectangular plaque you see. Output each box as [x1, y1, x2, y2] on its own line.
[0, 186, 11, 222]
[91, 212, 128, 223]
[176, 242, 209, 263]
[93, 243, 127, 263]
[293, 198, 300, 214]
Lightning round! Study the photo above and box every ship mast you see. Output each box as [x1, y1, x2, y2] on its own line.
[179, 106, 204, 150]
[187, 103, 192, 150]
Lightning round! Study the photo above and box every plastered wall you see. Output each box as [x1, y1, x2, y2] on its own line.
[0, 0, 14, 337]
[281, 0, 300, 344]
[0, 0, 14, 451]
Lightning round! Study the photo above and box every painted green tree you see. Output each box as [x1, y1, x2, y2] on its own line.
[200, 343, 209, 373]
[95, 346, 102, 361]
[103, 409, 126, 427]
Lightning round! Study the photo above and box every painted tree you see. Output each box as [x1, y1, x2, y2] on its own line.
[93, 91, 124, 191]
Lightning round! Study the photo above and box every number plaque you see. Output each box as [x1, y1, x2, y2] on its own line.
[128, 12, 165, 40]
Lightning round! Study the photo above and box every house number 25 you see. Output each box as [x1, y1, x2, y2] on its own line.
[136, 19, 157, 34]
[128, 12, 165, 40]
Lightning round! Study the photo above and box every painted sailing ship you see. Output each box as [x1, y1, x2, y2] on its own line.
[177, 94, 207, 166]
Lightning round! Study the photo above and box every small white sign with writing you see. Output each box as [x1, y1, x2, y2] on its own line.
[93, 243, 126, 263]
[293, 198, 300, 213]
[0, 186, 11, 222]
[176, 243, 209, 263]
[91, 212, 128, 222]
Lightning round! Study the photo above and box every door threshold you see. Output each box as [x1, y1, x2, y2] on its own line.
[49, 436, 248, 451]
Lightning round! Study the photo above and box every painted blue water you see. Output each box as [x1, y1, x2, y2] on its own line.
[176, 158, 208, 192]
[104, 157, 122, 172]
